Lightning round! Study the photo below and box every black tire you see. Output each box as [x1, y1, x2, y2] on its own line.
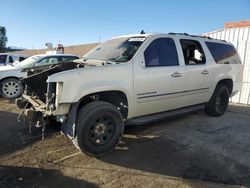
[0, 78, 22, 99]
[73, 101, 124, 157]
[205, 85, 230, 117]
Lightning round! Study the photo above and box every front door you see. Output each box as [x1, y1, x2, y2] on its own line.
[133, 37, 189, 117]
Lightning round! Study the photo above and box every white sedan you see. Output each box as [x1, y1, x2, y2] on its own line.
[0, 54, 79, 99]
[0, 53, 29, 66]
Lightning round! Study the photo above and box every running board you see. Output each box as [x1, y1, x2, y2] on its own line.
[126, 104, 205, 125]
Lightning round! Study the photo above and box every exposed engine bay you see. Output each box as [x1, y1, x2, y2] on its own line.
[15, 59, 115, 138]
[22, 61, 80, 102]
[15, 61, 85, 136]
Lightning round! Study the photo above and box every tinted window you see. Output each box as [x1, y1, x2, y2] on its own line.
[180, 39, 206, 65]
[205, 42, 240, 64]
[62, 56, 79, 62]
[19, 57, 26, 61]
[144, 38, 179, 67]
[0, 55, 7, 64]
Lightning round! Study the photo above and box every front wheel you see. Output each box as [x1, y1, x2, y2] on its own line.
[205, 85, 229, 117]
[73, 101, 124, 157]
[0, 78, 22, 99]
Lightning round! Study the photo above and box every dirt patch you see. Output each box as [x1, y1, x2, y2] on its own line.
[0, 97, 249, 187]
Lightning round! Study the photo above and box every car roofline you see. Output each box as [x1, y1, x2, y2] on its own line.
[31, 54, 78, 57]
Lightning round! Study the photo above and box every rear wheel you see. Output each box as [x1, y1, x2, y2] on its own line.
[205, 85, 229, 117]
[73, 101, 124, 157]
[0, 78, 22, 99]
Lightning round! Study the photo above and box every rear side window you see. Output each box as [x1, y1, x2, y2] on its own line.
[11, 56, 19, 62]
[180, 39, 206, 65]
[144, 38, 179, 67]
[19, 57, 26, 61]
[9, 56, 14, 63]
[0, 55, 7, 64]
[205, 42, 241, 64]
[62, 56, 79, 62]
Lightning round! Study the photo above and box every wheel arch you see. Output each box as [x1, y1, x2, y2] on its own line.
[78, 90, 129, 119]
[61, 90, 129, 139]
[216, 78, 233, 95]
[0, 76, 20, 83]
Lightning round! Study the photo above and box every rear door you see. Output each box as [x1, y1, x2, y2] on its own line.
[178, 39, 211, 104]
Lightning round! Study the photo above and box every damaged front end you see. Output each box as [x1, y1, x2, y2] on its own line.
[16, 62, 79, 136]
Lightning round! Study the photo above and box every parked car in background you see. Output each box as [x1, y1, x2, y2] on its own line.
[0, 54, 79, 99]
[0, 53, 29, 66]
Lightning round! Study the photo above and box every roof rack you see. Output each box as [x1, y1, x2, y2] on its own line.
[168, 32, 212, 40]
[168, 32, 189, 36]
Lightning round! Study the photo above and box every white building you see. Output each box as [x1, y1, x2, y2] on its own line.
[205, 21, 250, 105]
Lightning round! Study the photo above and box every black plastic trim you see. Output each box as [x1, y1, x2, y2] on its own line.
[137, 87, 209, 99]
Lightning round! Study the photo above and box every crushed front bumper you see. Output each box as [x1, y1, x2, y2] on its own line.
[16, 95, 76, 139]
[16, 95, 48, 125]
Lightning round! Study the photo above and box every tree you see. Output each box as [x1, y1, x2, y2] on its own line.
[0, 26, 8, 52]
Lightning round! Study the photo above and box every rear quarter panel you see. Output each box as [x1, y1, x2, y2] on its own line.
[202, 40, 243, 98]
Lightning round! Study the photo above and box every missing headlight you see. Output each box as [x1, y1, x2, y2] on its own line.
[47, 82, 56, 111]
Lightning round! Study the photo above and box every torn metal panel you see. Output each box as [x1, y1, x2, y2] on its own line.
[21, 62, 78, 102]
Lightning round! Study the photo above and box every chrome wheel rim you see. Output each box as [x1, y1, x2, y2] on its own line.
[2, 81, 21, 98]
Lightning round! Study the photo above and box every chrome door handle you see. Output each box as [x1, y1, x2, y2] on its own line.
[201, 70, 210, 75]
[171, 72, 182, 77]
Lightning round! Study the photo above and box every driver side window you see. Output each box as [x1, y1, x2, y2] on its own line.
[144, 38, 179, 67]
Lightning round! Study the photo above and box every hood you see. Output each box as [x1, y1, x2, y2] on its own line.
[21, 60, 116, 101]
[74, 59, 116, 66]
[0, 65, 19, 72]
[47, 60, 115, 82]
[0, 65, 23, 80]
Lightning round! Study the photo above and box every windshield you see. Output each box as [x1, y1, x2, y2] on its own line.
[84, 37, 145, 63]
[14, 55, 43, 68]
[0, 55, 7, 64]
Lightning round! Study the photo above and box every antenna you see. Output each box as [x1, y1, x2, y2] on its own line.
[140, 30, 145, 34]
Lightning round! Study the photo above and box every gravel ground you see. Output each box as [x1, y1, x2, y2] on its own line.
[0, 98, 249, 188]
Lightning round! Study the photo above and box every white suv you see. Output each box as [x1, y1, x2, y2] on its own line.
[16, 33, 243, 156]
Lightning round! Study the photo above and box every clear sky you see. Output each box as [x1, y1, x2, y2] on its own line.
[0, 0, 249, 49]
